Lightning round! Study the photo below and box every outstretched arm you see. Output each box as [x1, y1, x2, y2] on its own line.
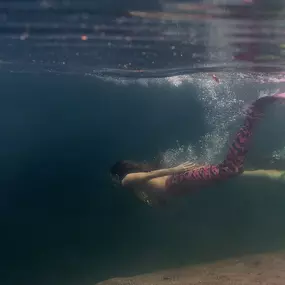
[122, 162, 201, 187]
[242, 169, 285, 181]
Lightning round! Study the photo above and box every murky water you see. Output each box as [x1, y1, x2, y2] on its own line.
[1, 1, 285, 285]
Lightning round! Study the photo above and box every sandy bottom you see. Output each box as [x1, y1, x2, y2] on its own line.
[97, 251, 285, 285]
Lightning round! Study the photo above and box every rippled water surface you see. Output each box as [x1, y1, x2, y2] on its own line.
[1, 0, 285, 76]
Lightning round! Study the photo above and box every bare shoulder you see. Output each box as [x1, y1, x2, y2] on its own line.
[122, 172, 148, 186]
[146, 176, 167, 191]
[122, 172, 168, 191]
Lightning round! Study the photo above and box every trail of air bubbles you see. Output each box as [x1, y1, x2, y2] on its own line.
[98, 72, 284, 167]
[162, 72, 242, 166]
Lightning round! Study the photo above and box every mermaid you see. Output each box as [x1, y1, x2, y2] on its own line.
[110, 93, 285, 206]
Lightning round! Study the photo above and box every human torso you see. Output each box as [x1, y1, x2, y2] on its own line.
[133, 175, 198, 201]
[132, 176, 170, 206]
[134, 176, 167, 196]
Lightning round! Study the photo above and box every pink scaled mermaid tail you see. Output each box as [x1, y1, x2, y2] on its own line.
[166, 93, 285, 189]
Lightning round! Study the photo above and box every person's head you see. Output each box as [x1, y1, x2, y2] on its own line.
[110, 160, 158, 186]
[110, 159, 167, 207]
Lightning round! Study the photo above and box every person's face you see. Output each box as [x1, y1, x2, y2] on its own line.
[110, 174, 121, 187]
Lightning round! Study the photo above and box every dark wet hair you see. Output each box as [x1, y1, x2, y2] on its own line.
[110, 158, 167, 207]
[110, 159, 161, 183]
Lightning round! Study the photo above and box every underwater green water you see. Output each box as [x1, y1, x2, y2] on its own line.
[1, 73, 285, 285]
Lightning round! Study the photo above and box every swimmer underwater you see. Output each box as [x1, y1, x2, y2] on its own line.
[110, 92, 285, 206]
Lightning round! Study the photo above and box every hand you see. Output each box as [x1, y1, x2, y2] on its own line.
[172, 162, 200, 174]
